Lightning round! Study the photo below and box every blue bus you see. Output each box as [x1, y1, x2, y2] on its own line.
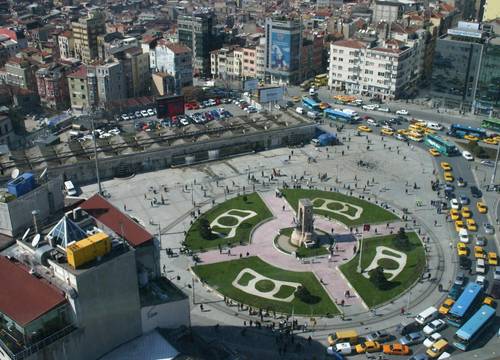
[302, 97, 321, 112]
[447, 283, 483, 327]
[424, 134, 459, 156]
[453, 305, 495, 350]
[448, 124, 487, 139]
[324, 109, 357, 124]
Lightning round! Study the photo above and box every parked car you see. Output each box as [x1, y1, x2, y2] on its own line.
[396, 109, 409, 115]
[423, 333, 443, 348]
[481, 160, 494, 167]
[366, 330, 392, 343]
[476, 274, 486, 288]
[399, 331, 425, 346]
[423, 319, 446, 335]
[454, 272, 466, 286]
[483, 223, 495, 234]
[471, 186, 482, 198]
[383, 343, 411, 355]
[140, 110, 149, 117]
[147, 108, 155, 116]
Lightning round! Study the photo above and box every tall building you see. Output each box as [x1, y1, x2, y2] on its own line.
[92, 60, 126, 105]
[72, 9, 106, 63]
[265, 16, 302, 85]
[177, 9, 217, 77]
[430, 21, 487, 110]
[67, 65, 97, 112]
[328, 39, 415, 100]
[148, 40, 192, 94]
[115, 47, 151, 98]
[35, 63, 71, 110]
[58, 30, 74, 61]
[483, 0, 500, 21]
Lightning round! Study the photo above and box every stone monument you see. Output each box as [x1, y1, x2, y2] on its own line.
[290, 198, 315, 247]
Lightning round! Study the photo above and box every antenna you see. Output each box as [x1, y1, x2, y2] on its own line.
[22, 228, 31, 241]
[11, 168, 19, 180]
[31, 234, 41, 248]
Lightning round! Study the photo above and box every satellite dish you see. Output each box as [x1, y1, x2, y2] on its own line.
[11, 168, 19, 180]
[22, 228, 31, 241]
[31, 234, 41, 248]
[39, 168, 48, 180]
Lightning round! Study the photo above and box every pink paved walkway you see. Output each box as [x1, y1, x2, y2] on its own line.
[198, 192, 405, 310]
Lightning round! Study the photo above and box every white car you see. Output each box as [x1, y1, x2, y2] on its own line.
[459, 228, 469, 243]
[382, 125, 395, 131]
[367, 118, 379, 127]
[476, 260, 486, 275]
[362, 104, 379, 110]
[396, 109, 409, 115]
[377, 107, 390, 112]
[423, 319, 447, 335]
[180, 118, 189, 126]
[476, 274, 486, 287]
[121, 114, 129, 121]
[141, 110, 149, 117]
[450, 198, 460, 210]
[423, 332, 442, 348]
[494, 266, 500, 281]
[462, 151, 474, 161]
[147, 108, 155, 116]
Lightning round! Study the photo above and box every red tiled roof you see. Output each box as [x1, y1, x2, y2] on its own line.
[80, 194, 153, 247]
[0, 256, 66, 326]
[333, 39, 366, 49]
[67, 65, 87, 79]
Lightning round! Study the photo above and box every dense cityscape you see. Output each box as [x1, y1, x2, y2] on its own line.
[0, 0, 499, 359]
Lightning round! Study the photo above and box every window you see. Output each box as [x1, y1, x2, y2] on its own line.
[81, 85, 84, 90]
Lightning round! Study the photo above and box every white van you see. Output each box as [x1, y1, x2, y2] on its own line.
[64, 181, 77, 196]
[415, 306, 438, 325]
[307, 111, 320, 119]
[296, 107, 304, 114]
[427, 122, 443, 131]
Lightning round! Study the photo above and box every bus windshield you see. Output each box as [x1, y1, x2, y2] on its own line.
[447, 283, 483, 327]
[424, 134, 459, 156]
[481, 118, 500, 132]
[453, 305, 495, 351]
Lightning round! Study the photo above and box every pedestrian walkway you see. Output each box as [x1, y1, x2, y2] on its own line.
[198, 192, 406, 313]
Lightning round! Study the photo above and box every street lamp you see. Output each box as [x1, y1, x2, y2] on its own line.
[489, 141, 500, 191]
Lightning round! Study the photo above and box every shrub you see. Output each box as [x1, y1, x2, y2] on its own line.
[295, 285, 321, 304]
[369, 267, 388, 289]
[199, 218, 212, 240]
[242, 195, 248, 202]
[394, 227, 410, 250]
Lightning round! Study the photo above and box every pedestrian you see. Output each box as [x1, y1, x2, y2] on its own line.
[250, 320, 253, 327]
[123, 204, 127, 211]
[282, 205, 285, 211]
[400, 307, 405, 315]
[200, 304, 204, 311]
[244, 320, 247, 326]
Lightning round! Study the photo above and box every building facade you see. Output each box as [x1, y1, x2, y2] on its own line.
[58, 31, 74, 61]
[93, 60, 126, 105]
[177, 9, 217, 77]
[328, 39, 415, 100]
[474, 36, 500, 115]
[67, 65, 95, 112]
[35, 63, 71, 110]
[265, 16, 302, 85]
[430, 22, 486, 110]
[72, 9, 106, 63]
[483, 0, 500, 21]
[117, 47, 150, 98]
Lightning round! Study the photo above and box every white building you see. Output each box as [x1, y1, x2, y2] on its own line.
[148, 40, 192, 94]
[328, 39, 415, 100]
[92, 60, 126, 105]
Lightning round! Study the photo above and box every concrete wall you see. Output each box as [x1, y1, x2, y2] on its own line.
[43, 123, 315, 186]
[136, 241, 161, 279]
[0, 176, 64, 236]
[140, 298, 190, 333]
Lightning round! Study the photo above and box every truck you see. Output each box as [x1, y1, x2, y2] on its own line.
[311, 133, 337, 147]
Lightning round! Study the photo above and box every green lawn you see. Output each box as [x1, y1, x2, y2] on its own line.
[193, 256, 339, 316]
[185, 193, 272, 251]
[339, 232, 425, 308]
[282, 189, 398, 226]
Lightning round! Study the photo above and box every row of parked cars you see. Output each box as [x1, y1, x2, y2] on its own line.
[134, 108, 234, 131]
[119, 108, 156, 121]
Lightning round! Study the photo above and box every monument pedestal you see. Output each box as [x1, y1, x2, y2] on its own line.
[290, 199, 315, 247]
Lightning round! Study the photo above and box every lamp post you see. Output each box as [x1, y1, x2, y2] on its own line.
[489, 141, 500, 191]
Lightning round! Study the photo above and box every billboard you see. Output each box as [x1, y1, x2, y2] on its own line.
[271, 32, 291, 71]
[156, 95, 185, 119]
[259, 87, 284, 103]
[244, 79, 259, 91]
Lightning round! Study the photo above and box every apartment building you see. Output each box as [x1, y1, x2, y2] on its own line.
[116, 47, 150, 98]
[35, 63, 71, 110]
[211, 46, 258, 80]
[58, 30, 74, 61]
[328, 39, 414, 100]
[72, 9, 106, 63]
[93, 60, 126, 105]
[67, 65, 95, 112]
[3, 57, 38, 90]
[256, 37, 266, 80]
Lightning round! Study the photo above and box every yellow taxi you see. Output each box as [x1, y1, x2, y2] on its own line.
[409, 124, 423, 133]
[457, 242, 468, 256]
[476, 202, 488, 214]
[439, 298, 455, 315]
[291, 96, 301, 102]
[461, 207, 471, 218]
[426, 339, 448, 359]
[494, 135, 500, 143]
[464, 134, 479, 142]
[381, 128, 394, 136]
[355, 341, 381, 354]
[455, 220, 465, 232]
[423, 128, 436, 135]
[483, 296, 495, 307]
[450, 209, 461, 221]
[488, 252, 498, 266]
[358, 125, 372, 133]
[319, 102, 330, 110]
[444, 172, 454, 182]
[440, 162, 452, 171]
[466, 218, 477, 231]
[483, 138, 498, 145]
[474, 246, 485, 259]
[429, 148, 440, 157]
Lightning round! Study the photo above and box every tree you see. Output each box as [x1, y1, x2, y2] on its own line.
[242, 195, 248, 202]
[394, 227, 410, 250]
[369, 267, 388, 289]
[199, 218, 212, 240]
[295, 285, 320, 304]
[468, 141, 487, 158]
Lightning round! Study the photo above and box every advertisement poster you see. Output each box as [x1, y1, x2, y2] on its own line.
[271, 32, 291, 71]
[156, 95, 185, 119]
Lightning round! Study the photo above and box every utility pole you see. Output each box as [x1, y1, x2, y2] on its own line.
[489, 142, 500, 191]
[90, 110, 102, 195]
